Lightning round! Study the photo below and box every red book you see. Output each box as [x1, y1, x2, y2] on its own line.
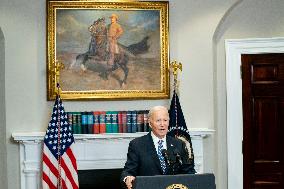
[93, 111, 100, 134]
[99, 111, 106, 133]
[118, 112, 123, 133]
[121, 111, 127, 133]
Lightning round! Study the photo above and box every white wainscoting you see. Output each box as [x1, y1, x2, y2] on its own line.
[12, 129, 214, 189]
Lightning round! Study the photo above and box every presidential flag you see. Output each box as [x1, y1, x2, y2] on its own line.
[167, 90, 195, 168]
[42, 95, 79, 189]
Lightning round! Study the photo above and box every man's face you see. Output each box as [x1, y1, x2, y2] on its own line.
[149, 108, 169, 139]
[111, 17, 117, 23]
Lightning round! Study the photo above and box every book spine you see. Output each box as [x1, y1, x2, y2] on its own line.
[105, 111, 112, 133]
[121, 111, 127, 133]
[71, 112, 77, 134]
[131, 111, 137, 133]
[118, 112, 123, 133]
[87, 112, 94, 134]
[67, 112, 74, 133]
[99, 111, 106, 133]
[93, 111, 100, 134]
[143, 110, 149, 132]
[81, 112, 88, 134]
[112, 111, 119, 133]
[126, 111, 132, 133]
[136, 110, 144, 132]
[77, 112, 82, 134]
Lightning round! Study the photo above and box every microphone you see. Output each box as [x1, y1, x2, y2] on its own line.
[161, 149, 171, 166]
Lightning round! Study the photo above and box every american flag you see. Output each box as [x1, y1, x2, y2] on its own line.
[42, 95, 79, 189]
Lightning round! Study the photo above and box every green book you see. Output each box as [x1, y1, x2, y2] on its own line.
[87, 112, 94, 134]
[111, 111, 119, 133]
[81, 112, 88, 134]
[72, 112, 82, 134]
[126, 111, 132, 133]
[76, 112, 82, 134]
[105, 111, 112, 133]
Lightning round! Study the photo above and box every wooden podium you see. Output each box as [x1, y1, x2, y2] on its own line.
[133, 173, 215, 189]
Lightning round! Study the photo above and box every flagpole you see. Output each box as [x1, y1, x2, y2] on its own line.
[56, 83, 63, 189]
[170, 60, 182, 135]
[169, 60, 195, 167]
[54, 60, 64, 188]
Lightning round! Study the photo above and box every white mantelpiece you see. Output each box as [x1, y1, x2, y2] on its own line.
[12, 129, 214, 189]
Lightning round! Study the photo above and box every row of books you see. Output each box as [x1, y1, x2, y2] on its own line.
[67, 110, 151, 134]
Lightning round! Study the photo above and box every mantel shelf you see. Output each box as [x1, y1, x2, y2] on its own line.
[12, 128, 214, 142]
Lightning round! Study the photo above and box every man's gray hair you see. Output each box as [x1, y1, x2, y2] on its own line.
[148, 106, 169, 120]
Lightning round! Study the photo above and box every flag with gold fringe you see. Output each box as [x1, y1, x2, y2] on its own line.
[168, 90, 195, 173]
[42, 93, 79, 189]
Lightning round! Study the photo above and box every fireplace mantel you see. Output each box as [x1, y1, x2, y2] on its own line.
[12, 129, 214, 189]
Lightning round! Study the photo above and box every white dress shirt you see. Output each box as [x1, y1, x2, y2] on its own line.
[151, 131, 167, 153]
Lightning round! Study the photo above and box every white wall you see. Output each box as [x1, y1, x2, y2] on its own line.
[1, 0, 284, 189]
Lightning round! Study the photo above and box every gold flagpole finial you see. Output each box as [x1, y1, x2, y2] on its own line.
[53, 60, 65, 95]
[170, 60, 182, 90]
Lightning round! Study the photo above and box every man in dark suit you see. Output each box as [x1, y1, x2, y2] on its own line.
[121, 106, 195, 189]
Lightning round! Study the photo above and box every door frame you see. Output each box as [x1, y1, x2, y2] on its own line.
[225, 37, 284, 189]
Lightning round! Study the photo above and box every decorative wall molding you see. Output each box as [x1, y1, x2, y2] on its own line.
[225, 37, 284, 189]
[12, 129, 214, 189]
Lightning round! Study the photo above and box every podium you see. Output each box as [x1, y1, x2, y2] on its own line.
[133, 173, 215, 189]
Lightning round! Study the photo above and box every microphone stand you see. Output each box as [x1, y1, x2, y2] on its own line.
[162, 149, 175, 175]
[171, 151, 183, 175]
[162, 149, 184, 175]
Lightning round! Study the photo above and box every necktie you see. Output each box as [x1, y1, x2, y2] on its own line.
[157, 140, 167, 174]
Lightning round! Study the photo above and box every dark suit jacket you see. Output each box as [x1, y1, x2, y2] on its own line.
[120, 133, 195, 184]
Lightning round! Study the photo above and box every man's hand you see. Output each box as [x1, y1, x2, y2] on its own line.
[125, 176, 135, 189]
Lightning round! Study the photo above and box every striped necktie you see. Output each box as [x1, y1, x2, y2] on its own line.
[157, 140, 166, 174]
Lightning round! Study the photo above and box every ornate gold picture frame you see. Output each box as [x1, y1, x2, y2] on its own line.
[47, 0, 169, 100]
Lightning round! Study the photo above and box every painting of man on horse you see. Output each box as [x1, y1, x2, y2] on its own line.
[75, 14, 130, 86]
[56, 9, 163, 92]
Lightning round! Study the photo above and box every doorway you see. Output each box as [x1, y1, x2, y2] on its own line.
[242, 53, 284, 189]
[226, 38, 284, 189]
